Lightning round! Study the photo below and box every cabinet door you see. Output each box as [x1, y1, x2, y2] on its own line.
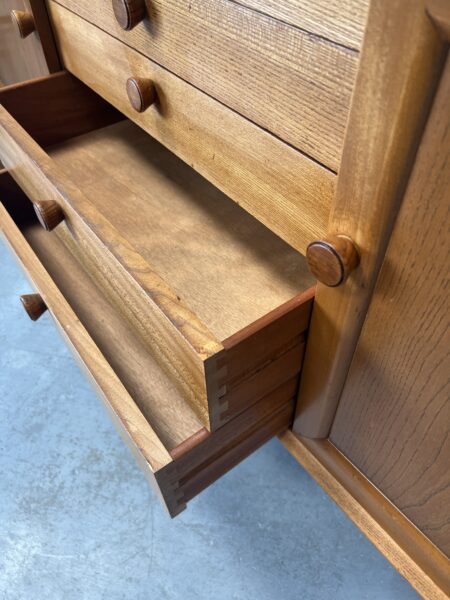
[330, 55, 450, 558]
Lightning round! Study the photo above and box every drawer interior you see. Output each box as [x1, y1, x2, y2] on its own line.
[0, 72, 315, 431]
[47, 119, 314, 341]
[1, 176, 296, 516]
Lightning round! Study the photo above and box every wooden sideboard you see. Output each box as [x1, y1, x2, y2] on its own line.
[0, 0, 448, 597]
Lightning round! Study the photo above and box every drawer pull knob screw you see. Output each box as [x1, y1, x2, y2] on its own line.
[20, 294, 48, 321]
[33, 200, 65, 232]
[306, 235, 359, 287]
[11, 10, 35, 38]
[126, 77, 156, 113]
[112, 0, 146, 30]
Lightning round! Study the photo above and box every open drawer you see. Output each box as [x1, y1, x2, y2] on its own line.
[0, 175, 300, 516]
[0, 72, 315, 431]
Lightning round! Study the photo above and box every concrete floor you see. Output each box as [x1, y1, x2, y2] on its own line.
[0, 237, 419, 600]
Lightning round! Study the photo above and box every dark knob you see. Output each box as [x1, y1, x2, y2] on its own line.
[20, 294, 48, 321]
[33, 200, 65, 232]
[112, 0, 146, 30]
[126, 77, 156, 113]
[11, 10, 35, 38]
[306, 234, 360, 287]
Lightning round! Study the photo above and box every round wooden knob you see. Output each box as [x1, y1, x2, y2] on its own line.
[306, 234, 359, 287]
[126, 77, 156, 113]
[11, 10, 35, 38]
[33, 200, 65, 231]
[20, 293, 48, 321]
[112, 0, 146, 30]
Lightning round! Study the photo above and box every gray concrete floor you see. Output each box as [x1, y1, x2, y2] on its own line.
[0, 237, 419, 600]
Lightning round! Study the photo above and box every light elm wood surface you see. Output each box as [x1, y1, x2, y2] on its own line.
[47, 1, 335, 256]
[48, 120, 314, 341]
[294, 0, 447, 437]
[281, 432, 450, 600]
[23, 218, 203, 451]
[235, 0, 369, 49]
[330, 54, 450, 559]
[0, 81, 314, 431]
[50, 0, 359, 170]
[1, 185, 297, 515]
[0, 100, 217, 426]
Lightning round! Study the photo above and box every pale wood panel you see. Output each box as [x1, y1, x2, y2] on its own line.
[237, 0, 369, 49]
[48, 120, 314, 341]
[330, 54, 450, 557]
[0, 0, 48, 84]
[52, 0, 358, 170]
[281, 433, 450, 600]
[294, 0, 447, 437]
[47, 1, 335, 255]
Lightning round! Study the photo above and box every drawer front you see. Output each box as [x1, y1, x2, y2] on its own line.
[53, 0, 359, 171]
[0, 175, 297, 516]
[47, 0, 335, 257]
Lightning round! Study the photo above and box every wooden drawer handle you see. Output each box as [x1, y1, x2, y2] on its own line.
[11, 10, 35, 38]
[126, 77, 156, 113]
[306, 235, 359, 287]
[112, 0, 146, 30]
[33, 200, 65, 231]
[20, 293, 48, 321]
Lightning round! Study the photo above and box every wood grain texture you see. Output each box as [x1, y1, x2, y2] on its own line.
[0, 71, 123, 147]
[47, 120, 315, 428]
[281, 432, 450, 600]
[0, 0, 49, 84]
[0, 195, 184, 514]
[20, 214, 203, 452]
[0, 101, 217, 427]
[294, 0, 447, 437]
[50, 0, 358, 170]
[48, 120, 314, 342]
[2, 182, 297, 516]
[46, 1, 335, 255]
[0, 90, 314, 431]
[330, 54, 450, 558]
[233, 0, 369, 49]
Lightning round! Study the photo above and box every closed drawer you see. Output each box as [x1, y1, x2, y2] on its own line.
[47, 1, 334, 256]
[0, 73, 315, 432]
[0, 173, 296, 516]
[50, 0, 361, 171]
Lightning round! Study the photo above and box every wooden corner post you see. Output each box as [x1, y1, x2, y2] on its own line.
[294, 0, 447, 438]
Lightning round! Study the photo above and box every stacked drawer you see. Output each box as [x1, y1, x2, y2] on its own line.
[0, 0, 366, 514]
